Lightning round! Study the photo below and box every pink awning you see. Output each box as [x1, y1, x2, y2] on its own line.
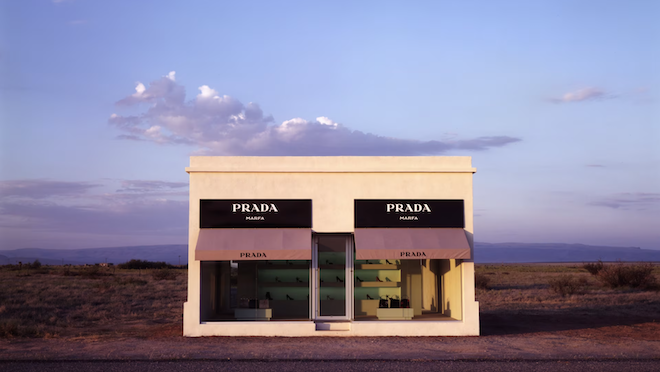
[354, 228, 471, 260]
[195, 228, 312, 261]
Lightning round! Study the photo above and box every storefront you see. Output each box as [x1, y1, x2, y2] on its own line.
[183, 156, 479, 336]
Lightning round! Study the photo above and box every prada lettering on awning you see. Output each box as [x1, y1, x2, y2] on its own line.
[354, 228, 471, 260]
[195, 228, 312, 261]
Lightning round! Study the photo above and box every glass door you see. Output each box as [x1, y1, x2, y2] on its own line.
[312, 234, 353, 320]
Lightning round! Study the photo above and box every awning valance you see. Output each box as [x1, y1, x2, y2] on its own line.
[354, 228, 471, 260]
[195, 228, 312, 261]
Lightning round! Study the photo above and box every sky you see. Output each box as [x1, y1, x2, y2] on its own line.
[0, 0, 658, 250]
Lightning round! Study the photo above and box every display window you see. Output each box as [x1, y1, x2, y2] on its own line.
[200, 253, 463, 322]
[353, 258, 462, 321]
[200, 260, 311, 321]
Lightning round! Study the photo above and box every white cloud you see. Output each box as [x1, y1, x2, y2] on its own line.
[197, 85, 217, 99]
[316, 116, 338, 128]
[134, 82, 146, 96]
[551, 87, 614, 103]
[110, 72, 521, 155]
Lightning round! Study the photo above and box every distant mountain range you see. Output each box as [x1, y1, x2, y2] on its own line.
[0, 245, 188, 266]
[0, 242, 658, 266]
[475, 242, 660, 263]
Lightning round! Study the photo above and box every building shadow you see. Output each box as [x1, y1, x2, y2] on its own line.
[480, 303, 660, 336]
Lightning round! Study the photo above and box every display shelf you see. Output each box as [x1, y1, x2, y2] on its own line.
[356, 264, 399, 270]
[261, 264, 308, 270]
[376, 308, 414, 320]
[355, 281, 400, 288]
[319, 264, 346, 270]
[268, 300, 307, 304]
[234, 308, 272, 321]
[261, 282, 308, 287]
[320, 282, 345, 288]
[354, 261, 402, 317]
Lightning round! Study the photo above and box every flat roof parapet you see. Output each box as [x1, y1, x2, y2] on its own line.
[187, 156, 476, 174]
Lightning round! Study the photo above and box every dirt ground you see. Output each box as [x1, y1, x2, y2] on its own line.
[1, 264, 658, 360]
[1, 314, 659, 361]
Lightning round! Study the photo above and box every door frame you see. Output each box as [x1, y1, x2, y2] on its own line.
[311, 233, 354, 321]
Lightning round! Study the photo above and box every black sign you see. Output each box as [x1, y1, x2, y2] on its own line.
[200, 199, 312, 228]
[354, 199, 464, 228]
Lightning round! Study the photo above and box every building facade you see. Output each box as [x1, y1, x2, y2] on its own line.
[184, 156, 479, 336]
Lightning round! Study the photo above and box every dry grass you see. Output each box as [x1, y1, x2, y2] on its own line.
[475, 263, 660, 317]
[548, 275, 587, 297]
[0, 265, 186, 339]
[1, 263, 658, 339]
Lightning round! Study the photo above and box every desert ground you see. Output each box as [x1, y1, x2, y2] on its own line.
[0, 262, 658, 361]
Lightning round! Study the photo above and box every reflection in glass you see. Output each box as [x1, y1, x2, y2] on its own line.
[318, 236, 346, 317]
[200, 260, 310, 321]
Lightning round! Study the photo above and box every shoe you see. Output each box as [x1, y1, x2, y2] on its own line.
[355, 276, 363, 282]
[366, 294, 374, 299]
[385, 277, 392, 282]
[296, 277, 303, 283]
[275, 276, 282, 282]
[286, 294, 294, 300]
[326, 295, 333, 300]
[376, 276, 383, 282]
[265, 292, 273, 300]
[336, 276, 344, 283]
[326, 259, 332, 265]
[366, 260, 371, 264]
[386, 260, 392, 264]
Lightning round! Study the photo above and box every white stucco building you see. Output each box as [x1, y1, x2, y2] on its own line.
[183, 156, 479, 336]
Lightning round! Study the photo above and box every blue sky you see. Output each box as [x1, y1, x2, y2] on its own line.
[1, 0, 658, 250]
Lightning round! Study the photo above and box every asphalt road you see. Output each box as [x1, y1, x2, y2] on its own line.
[2, 360, 660, 372]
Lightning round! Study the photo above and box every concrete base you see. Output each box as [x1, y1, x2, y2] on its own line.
[234, 308, 272, 321]
[316, 322, 351, 331]
[376, 308, 414, 320]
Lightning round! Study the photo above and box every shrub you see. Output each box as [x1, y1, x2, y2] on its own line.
[596, 263, 656, 289]
[152, 269, 179, 281]
[475, 272, 491, 290]
[81, 265, 112, 278]
[0, 321, 44, 338]
[118, 259, 173, 270]
[548, 275, 584, 297]
[117, 277, 148, 286]
[30, 260, 42, 269]
[93, 280, 115, 292]
[60, 266, 79, 276]
[582, 260, 604, 275]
